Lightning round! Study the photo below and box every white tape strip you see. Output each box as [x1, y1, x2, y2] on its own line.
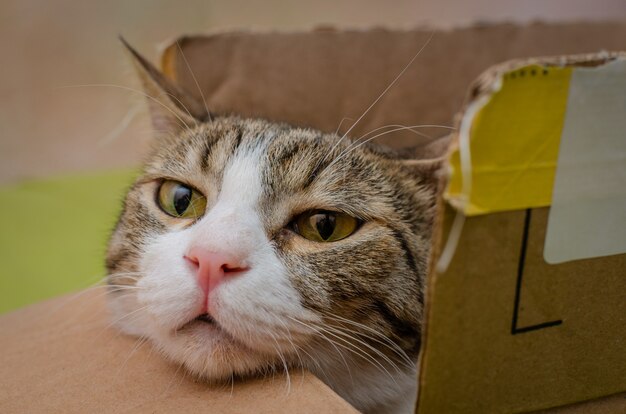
[544, 59, 626, 264]
[435, 92, 492, 274]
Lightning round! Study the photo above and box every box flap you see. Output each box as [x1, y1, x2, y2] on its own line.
[445, 53, 626, 216]
[154, 23, 626, 155]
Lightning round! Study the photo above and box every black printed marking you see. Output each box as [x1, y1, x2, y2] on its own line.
[511, 209, 563, 335]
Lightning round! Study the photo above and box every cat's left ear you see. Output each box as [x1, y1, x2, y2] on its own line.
[120, 37, 210, 138]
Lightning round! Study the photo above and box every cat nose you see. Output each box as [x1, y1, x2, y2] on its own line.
[184, 248, 248, 301]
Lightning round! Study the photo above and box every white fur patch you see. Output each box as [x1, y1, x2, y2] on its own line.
[127, 147, 319, 369]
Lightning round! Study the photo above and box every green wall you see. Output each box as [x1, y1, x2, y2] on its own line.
[0, 170, 137, 313]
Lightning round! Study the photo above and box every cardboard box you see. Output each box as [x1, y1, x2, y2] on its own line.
[1, 23, 625, 413]
[422, 53, 626, 413]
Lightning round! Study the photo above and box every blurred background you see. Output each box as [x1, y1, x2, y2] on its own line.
[2, 0, 626, 312]
[3, 0, 626, 184]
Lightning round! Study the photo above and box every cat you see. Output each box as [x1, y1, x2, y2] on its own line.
[105, 40, 445, 414]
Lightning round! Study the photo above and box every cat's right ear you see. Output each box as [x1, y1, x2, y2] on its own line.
[400, 134, 452, 193]
[120, 37, 210, 139]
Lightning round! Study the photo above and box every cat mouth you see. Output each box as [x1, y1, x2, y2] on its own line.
[177, 312, 219, 331]
[194, 313, 215, 324]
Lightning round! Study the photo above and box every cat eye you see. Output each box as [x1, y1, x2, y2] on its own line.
[157, 180, 207, 219]
[292, 210, 359, 242]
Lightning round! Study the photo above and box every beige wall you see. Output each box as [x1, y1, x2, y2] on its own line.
[2, 0, 626, 183]
[206, 0, 626, 30]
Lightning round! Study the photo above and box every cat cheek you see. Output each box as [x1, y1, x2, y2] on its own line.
[136, 233, 202, 330]
[107, 289, 150, 337]
[211, 251, 320, 347]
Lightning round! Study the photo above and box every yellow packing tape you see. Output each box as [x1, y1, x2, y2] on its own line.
[446, 65, 573, 216]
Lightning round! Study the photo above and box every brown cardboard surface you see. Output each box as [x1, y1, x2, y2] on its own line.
[160, 23, 626, 153]
[0, 289, 357, 414]
[418, 207, 626, 413]
[532, 392, 626, 414]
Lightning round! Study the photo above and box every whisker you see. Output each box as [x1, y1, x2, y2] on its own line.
[268, 332, 291, 395]
[328, 323, 412, 369]
[176, 41, 212, 122]
[286, 316, 353, 384]
[107, 271, 144, 278]
[57, 84, 191, 132]
[229, 371, 235, 399]
[115, 335, 149, 378]
[106, 285, 145, 294]
[321, 312, 414, 367]
[45, 275, 110, 318]
[297, 344, 332, 384]
[354, 123, 433, 143]
[79, 307, 149, 361]
[334, 116, 355, 135]
[317, 32, 435, 169]
[327, 124, 451, 171]
[276, 318, 305, 382]
[102, 305, 149, 333]
[97, 104, 141, 147]
[310, 323, 398, 386]
[163, 362, 186, 396]
[320, 324, 404, 374]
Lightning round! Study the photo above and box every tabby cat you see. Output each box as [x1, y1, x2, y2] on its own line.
[106, 40, 444, 414]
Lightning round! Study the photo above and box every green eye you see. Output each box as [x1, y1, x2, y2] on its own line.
[293, 210, 359, 242]
[157, 180, 207, 219]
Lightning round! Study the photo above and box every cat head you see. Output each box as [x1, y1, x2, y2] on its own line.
[106, 39, 445, 410]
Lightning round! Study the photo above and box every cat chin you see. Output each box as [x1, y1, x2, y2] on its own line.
[106, 290, 266, 377]
[151, 320, 276, 381]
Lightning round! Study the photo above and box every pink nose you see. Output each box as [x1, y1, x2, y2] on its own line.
[184, 247, 248, 305]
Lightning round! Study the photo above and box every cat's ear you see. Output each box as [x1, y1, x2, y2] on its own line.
[402, 157, 448, 191]
[400, 135, 451, 192]
[120, 37, 210, 138]
[400, 134, 453, 191]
